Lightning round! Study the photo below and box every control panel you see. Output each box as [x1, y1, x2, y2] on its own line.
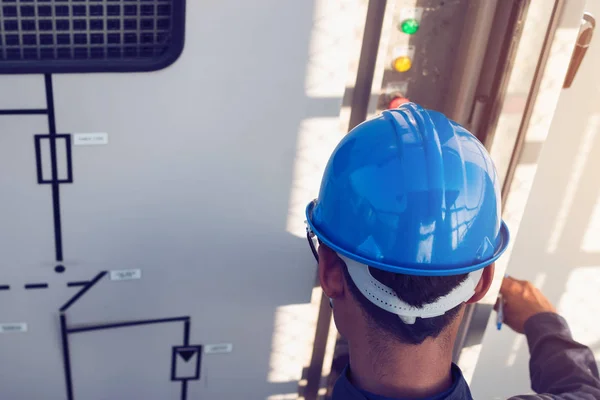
[376, 0, 469, 112]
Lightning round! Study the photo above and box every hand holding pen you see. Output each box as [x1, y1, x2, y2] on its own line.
[496, 293, 504, 330]
[494, 276, 557, 334]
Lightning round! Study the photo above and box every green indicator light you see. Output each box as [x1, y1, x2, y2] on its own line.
[400, 18, 420, 35]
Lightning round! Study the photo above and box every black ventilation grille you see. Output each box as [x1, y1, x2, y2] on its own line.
[0, 0, 185, 73]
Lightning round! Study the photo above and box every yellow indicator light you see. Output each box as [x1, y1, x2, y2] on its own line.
[392, 56, 412, 72]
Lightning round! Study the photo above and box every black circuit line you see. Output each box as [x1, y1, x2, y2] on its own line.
[194, 347, 202, 381]
[181, 321, 191, 399]
[171, 347, 177, 382]
[34, 134, 74, 184]
[67, 281, 89, 287]
[45, 74, 56, 134]
[67, 316, 191, 334]
[34, 135, 45, 184]
[60, 271, 107, 312]
[0, 109, 48, 115]
[64, 135, 73, 182]
[0, 285, 10, 290]
[44, 73, 64, 262]
[60, 314, 74, 400]
[24, 283, 49, 289]
[181, 381, 188, 400]
[171, 346, 178, 381]
[184, 320, 190, 346]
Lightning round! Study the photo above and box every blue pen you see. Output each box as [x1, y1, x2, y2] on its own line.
[497, 293, 504, 330]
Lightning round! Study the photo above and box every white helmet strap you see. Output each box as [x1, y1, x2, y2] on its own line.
[339, 254, 483, 324]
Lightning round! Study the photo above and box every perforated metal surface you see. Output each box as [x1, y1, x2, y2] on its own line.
[0, 0, 185, 73]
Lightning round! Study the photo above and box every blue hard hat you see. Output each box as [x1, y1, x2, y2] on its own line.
[306, 103, 509, 276]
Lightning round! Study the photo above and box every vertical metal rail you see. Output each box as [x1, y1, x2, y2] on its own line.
[501, 0, 566, 201]
[347, 0, 388, 131]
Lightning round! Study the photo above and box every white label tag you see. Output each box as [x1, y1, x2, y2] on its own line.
[384, 81, 408, 96]
[110, 269, 142, 281]
[204, 343, 233, 354]
[393, 45, 416, 58]
[73, 133, 108, 146]
[399, 7, 424, 21]
[0, 323, 28, 333]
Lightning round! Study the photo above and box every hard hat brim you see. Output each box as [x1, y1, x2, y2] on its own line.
[306, 200, 510, 277]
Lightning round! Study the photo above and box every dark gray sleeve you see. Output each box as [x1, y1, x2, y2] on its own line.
[509, 312, 600, 400]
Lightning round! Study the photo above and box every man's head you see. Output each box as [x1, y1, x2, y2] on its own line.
[306, 103, 508, 349]
[317, 242, 494, 346]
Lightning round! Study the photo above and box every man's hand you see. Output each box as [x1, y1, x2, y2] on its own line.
[495, 276, 557, 334]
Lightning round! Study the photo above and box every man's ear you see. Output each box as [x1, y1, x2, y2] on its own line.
[466, 263, 495, 304]
[317, 244, 345, 300]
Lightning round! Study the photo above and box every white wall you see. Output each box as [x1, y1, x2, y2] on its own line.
[0, 1, 358, 399]
[471, 1, 600, 397]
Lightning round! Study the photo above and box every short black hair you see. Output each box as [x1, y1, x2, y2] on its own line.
[342, 260, 468, 345]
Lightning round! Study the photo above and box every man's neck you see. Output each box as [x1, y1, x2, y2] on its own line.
[347, 334, 454, 399]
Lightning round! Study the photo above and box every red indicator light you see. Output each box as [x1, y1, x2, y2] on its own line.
[388, 96, 409, 109]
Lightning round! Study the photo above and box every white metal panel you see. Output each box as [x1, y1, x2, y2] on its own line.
[0, 75, 47, 109]
[0, 0, 358, 398]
